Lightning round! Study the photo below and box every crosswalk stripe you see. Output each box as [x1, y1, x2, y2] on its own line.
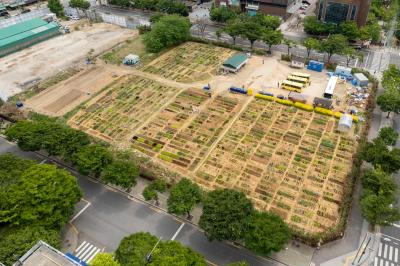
[395, 247, 398, 262]
[86, 248, 101, 263]
[391, 262, 394, 266]
[75, 241, 87, 253]
[389, 246, 393, 260]
[79, 244, 96, 260]
[380, 258, 383, 266]
[385, 260, 389, 266]
[75, 242, 90, 257]
[374, 257, 378, 266]
[384, 244, 388, 259]
[82, 246, 100, 262]
[379, 243, 383, 257]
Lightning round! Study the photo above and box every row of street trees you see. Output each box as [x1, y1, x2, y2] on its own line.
[108, 0, 188, 16]
[0, 154, 82, 265]
[48, 0, 90, 19]
[143, 178, 292, 256]
[377, 65, 400, 117]
[360, 127, 400, 228]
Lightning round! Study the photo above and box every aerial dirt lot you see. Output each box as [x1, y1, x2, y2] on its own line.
[0, 23, 136, 100]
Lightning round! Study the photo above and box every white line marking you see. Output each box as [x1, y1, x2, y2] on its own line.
[380, 258, 383, 266]
[379, 242, 383, 257]
[78, 244, 95, 259]
[76, 243, 91, 257]
[82, 247, 100, 262]
[374, 257, 378, 266]
[385, 260, 389, 266]
[75, 241, 87, 253]
[382, 234, 400, 242]
[171, 223, 185, 241]
[392, 223, 400, 228]
[384, 244, 388, 258]
[39, 159, 47, 164]
[389, 245, 393, 260]
[395, 248, 398, 262]
[86, 248, 101, 263]
[70, 201, 91, 222]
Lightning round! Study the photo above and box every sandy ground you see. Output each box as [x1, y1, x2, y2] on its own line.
[25, 65, 124, 116]
[0, 23, 136, 100]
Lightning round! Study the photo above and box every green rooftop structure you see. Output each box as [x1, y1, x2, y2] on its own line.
[222, 53, 248, 73]
[0, 18, 60, 57]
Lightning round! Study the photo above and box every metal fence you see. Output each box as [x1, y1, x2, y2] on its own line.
[0, 7, 50, 28]
[87, 9, 150, 29]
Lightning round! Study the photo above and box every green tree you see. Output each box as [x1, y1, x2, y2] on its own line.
[70, 0, 90, 10]
[342, 47, 358, 67]
[0, 226, 60, 266]
[115, 232, 158, 266]
[142, 179, 167, 205]
[150, 12, 164, 23]
[262, 15, 281, 30]
[378, 127, 399, 146]
[240, 21, 263, 49]
[48, 0, 64, 18]
[361, 168, 397, 198]
[210, 6, 238, 23]
[303, 37, 320, 59]
[143, 15, 191, 53]
[244, 211, 291, 256]
[382, 64, 400, 90]
[101, 160, 139, 189]
[5, 120, 46, 151]
[360, 138, 400, 173]
[361, 191, 400, 227]
[0, 164, 82, 227]
[227, 262, 249, 266]
[73, 144, 113, 176]
[283, 38, 296, 55]
[377, 87, 400, 118]
[223, 18, 244, 45]
[90, 253, 120, 266]
[199, 189, 254, 241]
[303, 16, 334, 35]
[261, 28, 283, 54]
[320, 34, 348, 63]
[167, 178, 202, 218]
[339, 21, 360, 40]
[148, 241, 206, 266]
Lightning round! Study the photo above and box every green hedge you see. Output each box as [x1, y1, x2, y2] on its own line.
[294, 102, 314, 112]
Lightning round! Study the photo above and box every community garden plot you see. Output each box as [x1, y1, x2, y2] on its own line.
[142, 42, 235, 83]
[68, 75, 181, 142]
[194, 98, 356, 234]
[132, 91, 247, 173]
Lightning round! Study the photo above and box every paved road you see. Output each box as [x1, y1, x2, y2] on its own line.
[0, 137, 283, 266]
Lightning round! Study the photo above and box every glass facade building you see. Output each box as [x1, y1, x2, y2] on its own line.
[316, 0, 370, 26]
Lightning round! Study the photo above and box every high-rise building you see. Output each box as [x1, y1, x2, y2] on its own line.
[214, 0, 301, 18]
[316, 0, 371, 26]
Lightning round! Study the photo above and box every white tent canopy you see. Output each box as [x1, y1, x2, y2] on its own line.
[338, 114, 353, 132]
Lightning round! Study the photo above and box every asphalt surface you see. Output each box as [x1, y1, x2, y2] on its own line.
[0, 137, 283, 266]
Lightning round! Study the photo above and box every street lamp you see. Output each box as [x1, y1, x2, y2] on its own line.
[145, 237, 162, 263]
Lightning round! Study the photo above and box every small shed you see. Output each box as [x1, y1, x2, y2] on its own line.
[335, 66, 352, 79]
[291, 56, 306, 69]
[354, 73, 369, 87]
[123, 54, 140, 65]
[338, 114, 353, 132]
[288, 91, 308, 103]
[313, 97, 333, 109]
[222, 53, 248, 73]
[307, 60, 324, 72]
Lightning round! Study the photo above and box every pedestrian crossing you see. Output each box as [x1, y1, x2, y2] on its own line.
[374, 237, 400, 266]
[74, 241, 101, 264]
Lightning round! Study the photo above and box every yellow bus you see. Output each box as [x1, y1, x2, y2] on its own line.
[281, 80, 304, 92]
[291, 72, 311, 83]
[287, 75, 309, 86]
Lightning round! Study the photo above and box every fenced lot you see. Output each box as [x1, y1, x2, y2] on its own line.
[142, 42, 235, 83]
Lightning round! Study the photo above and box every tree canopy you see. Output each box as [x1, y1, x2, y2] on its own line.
[73, 144, 113, 176]
[244, 211, 291, 256]
[0, 164, 82, 227]
[303, 37, 320, 59]
[143, 15, 191, 53]
[48, 0, 64, 18]
[70, 0, 90, 10]
[378, 127, 399, 146]
[148, 241, 206, 266]
[0, 225, 60, 266]
[360, 138, 400, 173]
[115, 232, 158, 266]
[142, 179, 167, 202]
[320, 34, 348, 62]
[101, 160, 139, 189]
[361, 191, 400, 227]
[167, 178, 202, 217]
[261, 28, 283, 53]
[199, 189, 253, 241]
[377, 87, 400, 118]
[90, 253, 120, 266]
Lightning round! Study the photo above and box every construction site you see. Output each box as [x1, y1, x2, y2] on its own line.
[2, 23, 373, 236]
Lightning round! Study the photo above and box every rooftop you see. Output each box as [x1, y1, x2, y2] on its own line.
[222, 53, 248, 69]
[0, 18, 48, 40]
[14, 241, 78, 266]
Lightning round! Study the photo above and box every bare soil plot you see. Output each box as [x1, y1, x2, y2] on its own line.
[142, 42, 235, 83]
[25, 65, 120, 116]
[194, 98, 356, 234]
[0, 23, 136, 100]
[68, 75, 182, 142]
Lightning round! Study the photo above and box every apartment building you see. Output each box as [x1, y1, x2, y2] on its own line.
[316, 0, 371, 26]
[214, 0, 301, 18]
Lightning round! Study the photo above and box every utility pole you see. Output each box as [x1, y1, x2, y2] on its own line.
[145, 237, 162, 263]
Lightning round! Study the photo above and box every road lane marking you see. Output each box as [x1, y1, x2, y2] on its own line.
[374, 257, 378, 266]
[171, 223, 185, 240]
[82, 246, 100, 262]
[380, 259, 383, 266]
[389, 245, 393, 260]
[75, 242, 91, 257]
[384, 244, 388, 258]
[70, 200, 91, 222]
[379, 242, 383, 257]
[39, 159, 47, 164]
[78, 244, 96, 259]
[86, 248, 101, 263]
[395, 248, 398, 262]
